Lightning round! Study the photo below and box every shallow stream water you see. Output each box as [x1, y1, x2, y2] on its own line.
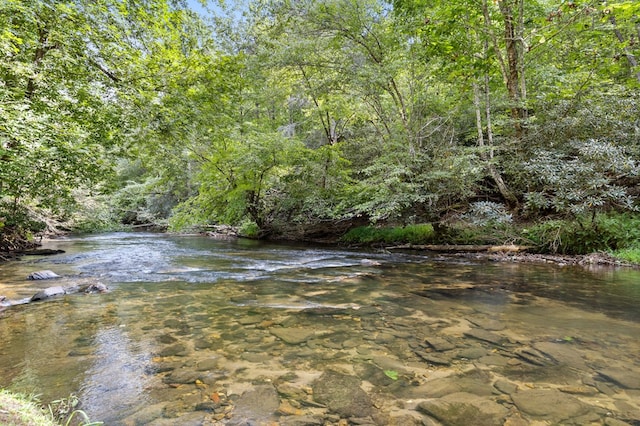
[1, 233, 639, 425]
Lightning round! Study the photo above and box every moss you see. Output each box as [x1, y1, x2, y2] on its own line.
[0, 389, 57, 426]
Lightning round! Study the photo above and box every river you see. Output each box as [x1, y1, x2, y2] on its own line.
[1, 232, 639, 425]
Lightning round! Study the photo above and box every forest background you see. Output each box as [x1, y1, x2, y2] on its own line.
[1, 0, 639, 260]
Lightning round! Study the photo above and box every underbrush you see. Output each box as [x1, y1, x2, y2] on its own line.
[523, 213, 640, 255]
[341, 223, 435, 245]
[0, 390, 102, 426]
[610, 247, 640, 264]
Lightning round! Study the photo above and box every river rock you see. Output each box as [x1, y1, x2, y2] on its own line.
[414, 351, 452, 366]
[467, 317, 506, 331]
[513, 346, 556, 366]
[511, 388, 591, 421]
[424, 336, 456, 352]
[533, 341, 588, 370]
[27, 270, 61, 280]
[162, 369, 201, 384]
[158, 343, 189, 357]
[463, 328, 507, 346]
[270, 327, 317, 344]
[312, 370, 374, 418]
[230, 384, 280, 424]
[30, 286, 66, 301]
[598, 368, 640, 389]
[83, 283, 108, 293]
[417, 392, 509, 426]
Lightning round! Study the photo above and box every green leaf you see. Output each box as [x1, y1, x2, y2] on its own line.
[384, 370, 399, 380]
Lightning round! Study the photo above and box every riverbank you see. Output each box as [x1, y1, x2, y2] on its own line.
[0, 389, 57, 426]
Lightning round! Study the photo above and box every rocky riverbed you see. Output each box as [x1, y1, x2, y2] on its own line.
[108, 281, 640, 426]
[1, 233, 639, 425]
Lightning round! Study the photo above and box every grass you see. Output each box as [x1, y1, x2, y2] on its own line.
[0, 390, 102, 426]
[341, 223, 435, 245]
[611, 247, 640, 264]
[0, 389, 57, 426]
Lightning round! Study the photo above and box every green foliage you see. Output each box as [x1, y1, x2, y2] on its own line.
[47, 393, 103, 426]
[524, 140, 638, 218]
[612, 247, 640, 264]
[238, 220, 261, 238]
[0, 389, 56, 426]
[341, 224, 434, 245]
[523, 213, 640, 254]
[384, 370, 399, 380]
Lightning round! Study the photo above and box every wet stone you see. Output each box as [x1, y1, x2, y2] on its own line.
[194, 401, 220, 412]
[424, 336, 456, 352]
[514, 346, 556, 366]
[157, 334, 178, 344]
[279, 415, 325, 426]
[605, 418, 634, 426]
[196, 358, 220, 371]
[417, 392, 509, 426]
[533, 341, 588, 370]
[158, 343, 189, 357]
[598, 368, 640, 390]
[270, 327, 317, 344]
[241, 352, 265, 363]
[559, 385, 598, 395]
[494, 379, 518, 395]
[31, 286, 66, 301]
[419, 369, 494, 398]
[511, 388, 591, 422]
[231, 384, 280, 423]
[162, 369, 201, 384]
[455, 347, 487, 360]
[312, 370, 374, 418]
[27, 270, 61, 280]
[463, 328, 507, 346]
[467, 317, 506, 331]
[415, 351, 452, 366]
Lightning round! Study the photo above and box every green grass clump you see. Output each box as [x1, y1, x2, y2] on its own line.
[611, 247, 640, 264]
[0, 389, 56, 426]
[341, 223, 434, 245]
[523, 213, 640, 254]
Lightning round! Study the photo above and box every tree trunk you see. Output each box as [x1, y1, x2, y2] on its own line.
[610, 14, 640, 83]
[497, 0, 525, 140]
[473, 81, 518, 207]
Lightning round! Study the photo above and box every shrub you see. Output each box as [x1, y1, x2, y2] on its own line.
[340, 223, 435, 245]
[612, 247, 640, 264]
[523, 213, 640, 254]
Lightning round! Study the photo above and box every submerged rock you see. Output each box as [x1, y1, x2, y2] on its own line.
[312, 370, 374, 418]
[230, 385, 280, 424]
[270, 327, 317, 344]
[598, 368, 640, 390]
[511, 388, 591, 422]
[417, 392, 509, 426]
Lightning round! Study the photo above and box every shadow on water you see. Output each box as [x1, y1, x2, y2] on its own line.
[1, 232, 639, 425]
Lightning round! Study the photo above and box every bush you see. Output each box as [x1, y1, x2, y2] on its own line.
[612, 247, 640, 264]
[340, 223, 435, 245]
[238, 219, 261, 238]
[523, 213, 640, 254]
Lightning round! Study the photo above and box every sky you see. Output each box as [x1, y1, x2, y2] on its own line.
[186, 0, 209, 16]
